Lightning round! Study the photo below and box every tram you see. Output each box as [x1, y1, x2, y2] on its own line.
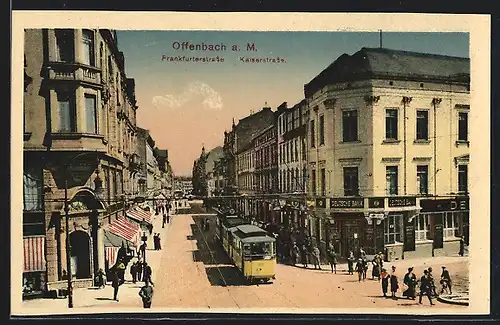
[215, 211, 276, 283]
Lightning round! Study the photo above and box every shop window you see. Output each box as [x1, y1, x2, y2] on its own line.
[23, 168, 43, 211]
[416, 110, 429, 140]
[384, 214, 401, 244]
[417, 165, 429, 195]
[458, 112, 468, 141]
[310, 120, 316, 148]
[386, 166, 398, 195]
[458, 165, 468, 193]
[415, 214, 430, 241]
[319, 114, 325, 145]
[23, 272, 46, 295]
[342, 110, 358, 142]
[385, 109, 398, 140]
[444, 212, 459, 238]
[343, 167, 359, 196]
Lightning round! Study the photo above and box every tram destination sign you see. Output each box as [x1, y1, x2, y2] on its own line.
[388, 197, 416, 207]
[330, 198, 364, 209]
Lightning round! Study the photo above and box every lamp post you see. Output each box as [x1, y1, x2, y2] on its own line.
[63, 152, 100, 309]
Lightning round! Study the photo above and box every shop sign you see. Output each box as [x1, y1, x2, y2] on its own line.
[404, 217, 416, 251]
[368, 197, 385, 208]
[316, 198, 327, 208]
[330, 198, 364, 209]
[420, 197, 469, 213]
[388, 197, 416, 207]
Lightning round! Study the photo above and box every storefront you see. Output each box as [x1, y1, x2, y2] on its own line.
[22, 236, 47, 298]
[416, 196, 469, 258]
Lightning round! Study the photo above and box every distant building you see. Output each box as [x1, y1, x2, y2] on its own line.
[205, 146, 224, 197]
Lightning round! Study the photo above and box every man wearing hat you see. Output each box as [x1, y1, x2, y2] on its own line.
[419, 269, 435, 305]
[427, 267, 437, 297]
[440, 266, 453, 294]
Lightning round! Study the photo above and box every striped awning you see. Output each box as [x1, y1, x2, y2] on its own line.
[126, 206, 153, 225]
[23, 236, 45, 273]
[107, 217, 140, 247]
[105, 246, 119, 267]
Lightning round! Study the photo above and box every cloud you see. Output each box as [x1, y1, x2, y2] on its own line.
[152, 81, 223, 111]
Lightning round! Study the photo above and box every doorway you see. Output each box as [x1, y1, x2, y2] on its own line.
[69, 230, 92, 279]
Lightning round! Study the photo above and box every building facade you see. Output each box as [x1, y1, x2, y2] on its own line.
[23, 28, 141, 295]
[304, 47, 470, 260]
[205, 146, 224, 197]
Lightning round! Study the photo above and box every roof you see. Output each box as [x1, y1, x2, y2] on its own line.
[304, 47, 470, 98]
[222, 217, 247, 228]
[241, 235, 276, 243]
[235, 224, 267, 235]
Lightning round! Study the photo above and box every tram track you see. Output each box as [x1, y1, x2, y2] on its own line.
[192, 212, 299, 308]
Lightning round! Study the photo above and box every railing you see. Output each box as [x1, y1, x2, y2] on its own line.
[47, 62, 102, 85]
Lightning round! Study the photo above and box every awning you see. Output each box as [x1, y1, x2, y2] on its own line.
[23, 236, 46, 273]
[126, 206, 153, 225]
[105, 246, 119, 267]
[107, 217, 140, 247]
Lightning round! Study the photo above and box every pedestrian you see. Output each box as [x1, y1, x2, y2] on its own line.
[136, 259, 143, 282]
[162, 214, 167, 228]
[312, 245, 321, 270]
[292, 242, 300, 266]
[95, 268, 106, 288]
[402, 267, 417, 300]
[157, 234, 162, 250]
[355, 258, 365, 282]
[440, 266, 453, 294]
[347, 251, 355, 275]
[419, 269, 435, 305]
[380, 268, 389, 297]
[166, 213, 170, 224]
[371, 254, 381, 280]
[148, 224, 153, 235]
[390, 265, 399, 299]
[362, 256, 368, 280]
[326, 244, 338, 274]
[139, 280, 154, 308]
[301, 244, 309, 268]
[201, 218, 206, 230]
[130, 261, 138, 284]
[428, 267, 437, 297]
[143, 262, 153, 285]
[140, 242, 147, 262]
[111, 270, 121, 301]
[153, 234, 157, 250]
[205, 218, 210, 231]
[459, 236, 465, 256]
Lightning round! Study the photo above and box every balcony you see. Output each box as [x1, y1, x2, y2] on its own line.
[49, 132, 107, 152]
[45, 62, 102, 88]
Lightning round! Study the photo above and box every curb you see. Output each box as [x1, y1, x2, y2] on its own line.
[436, 294, 469, 306]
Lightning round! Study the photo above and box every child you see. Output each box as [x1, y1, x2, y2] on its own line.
[381, 268, 389, 297]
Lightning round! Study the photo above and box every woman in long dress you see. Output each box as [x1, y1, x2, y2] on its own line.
[402, 267, 417, 299]
[390, 266, 399, 299]
[371, 254, 381, 280]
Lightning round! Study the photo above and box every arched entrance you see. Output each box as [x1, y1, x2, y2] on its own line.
[69, 230, 92, 279]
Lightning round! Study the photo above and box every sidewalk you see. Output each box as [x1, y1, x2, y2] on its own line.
[21, 208, 174, 310]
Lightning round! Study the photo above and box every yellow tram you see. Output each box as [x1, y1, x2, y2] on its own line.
[215, 212, 276, 283]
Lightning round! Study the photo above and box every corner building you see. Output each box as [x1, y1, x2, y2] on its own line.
[23, 29, 141, 296]
[304, 47, 470, 261]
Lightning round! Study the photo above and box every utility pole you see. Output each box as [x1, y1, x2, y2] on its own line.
[379, 30, 383, 48]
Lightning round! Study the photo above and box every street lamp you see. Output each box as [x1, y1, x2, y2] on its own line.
[63, 152, 100, 308]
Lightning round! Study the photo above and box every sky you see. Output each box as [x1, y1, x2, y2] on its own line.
[115, 31, 469, 176]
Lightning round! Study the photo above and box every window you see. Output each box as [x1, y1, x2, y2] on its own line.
[458, 165, 468, 193]
[342, 110, 358, 142]
[55, 29, 74, 62]
[104, 167, 111, 203]
[84, 94, 97, 134]
[385, 109, 398, 140]
[417, 165, 429, 195]
[444, 212, 459, 238]
[311, 169, 316, 196]
[320, 168, 326, 196]
[290, 141, 294, 162]
[416, 110, 429, 140]
[302, 138, 307, 161]
[343, 167, 359, 196]
[458, 112, 468, 141]
[415, 214, 430, 241]
[108, 56, 114, 78]
[56, 91, 76, 132]
[82, 30, 95, 66]
[23, 168, 43, 211]
[319, 114, 325, 145]
[386, 166, 398, 195]
[302, 167, 307, 191]
[384, 214, 401, 244]
[310, 120, 316, 147]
